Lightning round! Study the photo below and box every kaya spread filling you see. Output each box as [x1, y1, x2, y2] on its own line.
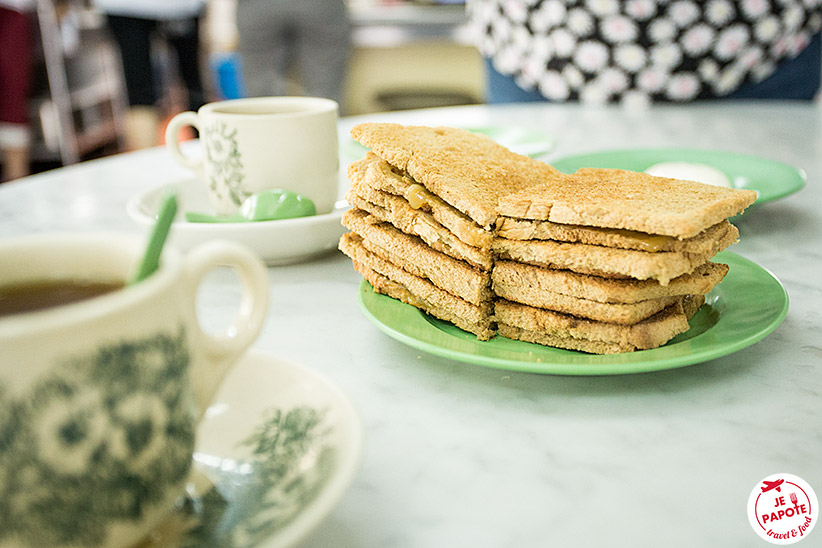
[406, 183, 675, 251]
[405, 183, 434, 210]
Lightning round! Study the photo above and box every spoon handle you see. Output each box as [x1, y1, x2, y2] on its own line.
[184, 211, 245, 223]
[128, 192, 178, 285]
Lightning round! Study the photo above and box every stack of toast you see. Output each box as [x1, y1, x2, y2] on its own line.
[339, 123, 558, 340]
[339, 123, 758, 354]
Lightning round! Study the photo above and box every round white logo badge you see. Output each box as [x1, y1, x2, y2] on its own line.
[748, 473, 818, 544]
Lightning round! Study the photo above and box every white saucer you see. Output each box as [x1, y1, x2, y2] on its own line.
[126, 175, 350, 265]
[142, 350, 363, 548]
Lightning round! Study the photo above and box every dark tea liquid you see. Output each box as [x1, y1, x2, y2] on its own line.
[0, 280, 124, 317]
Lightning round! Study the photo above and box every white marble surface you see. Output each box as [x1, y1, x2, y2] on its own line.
[2, 102, 820, 547]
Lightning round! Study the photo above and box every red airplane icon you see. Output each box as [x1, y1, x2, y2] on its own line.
[762, 479, 784, 493]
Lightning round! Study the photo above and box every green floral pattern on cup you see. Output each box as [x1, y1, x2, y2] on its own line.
[138, 406, 335, 548]
[204, 121, 248, 207]
[0, 330, 196, 548]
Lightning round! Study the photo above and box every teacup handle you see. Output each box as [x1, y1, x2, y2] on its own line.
[183, 240, 269, 416]
[165, 111, 203, 173]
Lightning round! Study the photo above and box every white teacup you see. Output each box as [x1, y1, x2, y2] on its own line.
[0, 233, 269, 548]
[165, 96, 340, 216]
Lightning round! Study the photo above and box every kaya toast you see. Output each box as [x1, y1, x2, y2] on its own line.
[495, 295, 705, 355]
[492, 166, 752, 351]
[350, 123, 563, 229]
[341, 123, 756, 354]
[494, 168, 752, 285]
[498, 167, 757, 239]
[341, 123, 560, 341]
[492, 261, 727, 324]
[496, 217, 737, 255]
[339, 232, 495, 339]
[342, 208, 492, 306]
[347, 154, 493, 270]
[491, 225, 737, 285]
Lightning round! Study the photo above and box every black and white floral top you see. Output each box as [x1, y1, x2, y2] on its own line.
[468, 0, 822, 104]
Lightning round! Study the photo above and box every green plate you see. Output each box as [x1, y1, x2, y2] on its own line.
[357, 251, 788, 375]
[550, 148, 806, 204]
[341, 125, 555, 163]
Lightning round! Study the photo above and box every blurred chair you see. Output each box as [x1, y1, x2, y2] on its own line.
[29, 0, 127, 166]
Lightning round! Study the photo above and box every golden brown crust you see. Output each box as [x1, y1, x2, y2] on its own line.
[495, 298, 693, 353]
[345, 191, 494, 271]
[496, 324, 634, 354]
[341, 209, 492, 306]
[339, 233, 493, 330]
[498, 167, 757, 239]
[348, 154, 493, 249]
[682, 294, 706, 320]
[340, 234, 495, 340]
[492, 225, 738, 285]
[350, 123, 563, 229]
[492, 261, 728, 304]
[496, 217, 738, 254]
[493, 284, 680, 325]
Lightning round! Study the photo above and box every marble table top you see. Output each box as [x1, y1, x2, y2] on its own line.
[1, 101, 820, 547]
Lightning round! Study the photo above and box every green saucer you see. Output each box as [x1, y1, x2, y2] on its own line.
[550, 148, 806, 204]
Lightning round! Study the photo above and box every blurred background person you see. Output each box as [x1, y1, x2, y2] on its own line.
[93, 0, 208, 149]
[0, 0, 34, 181]
[468, 0, 822, 106]
[236, 0, 352, 108]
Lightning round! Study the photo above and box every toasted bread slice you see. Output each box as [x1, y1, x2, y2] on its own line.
[351, 123, 563, 229]
[342, 209, 492, 306]
[493, 284, 680, 324]
[339, 233, 495, 339]
[492, 224, 737, 284]
[498, 167, 757, 239]
[354, 260, 495, 340]
[346, 191, 494, 271]
[492, 260, 728, 304]
[495, 295, 705, 354]
[348, 155, 493, 249]
[497, 216, 738, 255]
[496, 324, 633, 354]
